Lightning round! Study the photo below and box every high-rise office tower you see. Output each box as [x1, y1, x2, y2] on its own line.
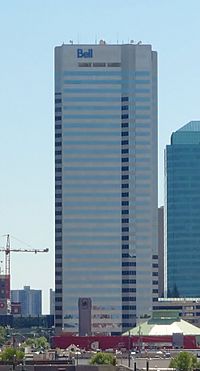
[11, 286, 42, 316]
[55, 42, 158, 334]
[165, 121, 200, 297]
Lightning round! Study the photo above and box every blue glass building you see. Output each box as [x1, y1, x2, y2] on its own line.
[165, 121, 200, 297]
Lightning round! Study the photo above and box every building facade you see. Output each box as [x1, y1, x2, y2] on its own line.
[165, 121, 200, 297]
[158, 206, 164, 297]
[154, 297, 200, 326]
[11, 286, 42, 316]
[55, 42, 158, 334]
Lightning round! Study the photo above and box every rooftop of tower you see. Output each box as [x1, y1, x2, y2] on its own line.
[171, 120, 200, 144]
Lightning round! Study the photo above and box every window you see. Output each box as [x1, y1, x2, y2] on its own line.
[56, 272, 62, 277]
[121, 122, 129, 128]
[107, 62, 121, 67]
[55, 297, 62, 301]
[122, 218, 129, 223]
[152, 272, 158, 276]
[55, 228, 62, 233]
[55, 107, 62, 112]
[55, 125, 62, 130]
[55, 272, 62, 276]
[122, 305, 136, 310]
[55, 99, 62, 104]
[55, 116, 62, 121]
[153, 263, 158, 268]
[153, 280, 158, 285]
[122, 288, 136, 293]
[122, 210, 129, 215]
[122, 244, 129, 249]
[153, 255, 158, 259]
[121, 114, 129, 119]
[55, 159, 62, 164]
[55, 142, 61, 147]
[122, 175, 129, 181]
[122, 149, 129, 154]
[55, 211, 62, 215]
[55, 168, 62, 173]
[122, 227, 129, 232]
[55, 306, 62, 310]
[122, 279, 136, 284]
[122, 184, 129, 188]
[121, 140, 128, 145]
[122, 262, 136, 267]
[122, 236, 129, 241]
[78, 62, 92, 67]
[122, 158, 129, 163]
[55, 236, 62, 242]
[93, 62, 106, 67]
[55, 151, 62, 155]
[121, 166, 129, 171]
[122, 105, 128, 110]
[121, 97, 129, 102]
[122, 297, 136, 301]
[122, 201, 129, 206]
[122, 132, 129, 137]
[122, 192, 129, 197]
[55, 176, 62, 181]
[55, 134, 62, 138]
[55, 263, 62, 269]
[55, 202, 62, 207]
[55, 220, 62, 224]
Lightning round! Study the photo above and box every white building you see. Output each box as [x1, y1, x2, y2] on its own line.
[54, 42, 158, 334]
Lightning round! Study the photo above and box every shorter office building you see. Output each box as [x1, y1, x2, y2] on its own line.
[50, 289, 55, 316]
[11, 286, 42, 316]
[153, 298, 200, 326]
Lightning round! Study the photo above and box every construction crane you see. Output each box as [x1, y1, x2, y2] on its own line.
[0, 234, 49, 276]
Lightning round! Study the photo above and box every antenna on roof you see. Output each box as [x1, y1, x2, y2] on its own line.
[137, 41, 142, 45]
[69, 40, 73, 45]
[130, 40, 134, 44]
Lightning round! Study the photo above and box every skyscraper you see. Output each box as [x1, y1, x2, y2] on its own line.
[55, 42, 158, 334]
[11, 286, 42, 316]
[165, 121, 200, 297]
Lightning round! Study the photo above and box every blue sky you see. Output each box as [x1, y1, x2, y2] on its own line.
[0, 0, 200, 313]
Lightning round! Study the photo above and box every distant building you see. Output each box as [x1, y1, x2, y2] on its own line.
[158, 206, 164, 297]
[154, 297, 200, 326]
[50, 289, 55, 316]
[165, 121, 200, 297]
[11, 286, 42, 316]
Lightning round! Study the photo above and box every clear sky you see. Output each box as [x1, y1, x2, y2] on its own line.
[0, 0, 200, 313]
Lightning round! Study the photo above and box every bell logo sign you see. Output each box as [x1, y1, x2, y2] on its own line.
[77, 48, 93, 58]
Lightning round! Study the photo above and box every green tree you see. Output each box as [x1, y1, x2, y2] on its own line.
[90, 352, 116, 366]
[0, 347, 24, 362]
[0, 326, 7, 346]
[24, 336, 49, 350]
[169, 351, 200, 371]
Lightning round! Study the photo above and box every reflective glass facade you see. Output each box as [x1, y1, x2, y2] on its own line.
[166, 121, 200, 297]
[55, 43, 158, 334]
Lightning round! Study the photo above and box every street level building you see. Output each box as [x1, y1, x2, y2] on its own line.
[54, 42, 158, 334]
[165, 121, 200, 297]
